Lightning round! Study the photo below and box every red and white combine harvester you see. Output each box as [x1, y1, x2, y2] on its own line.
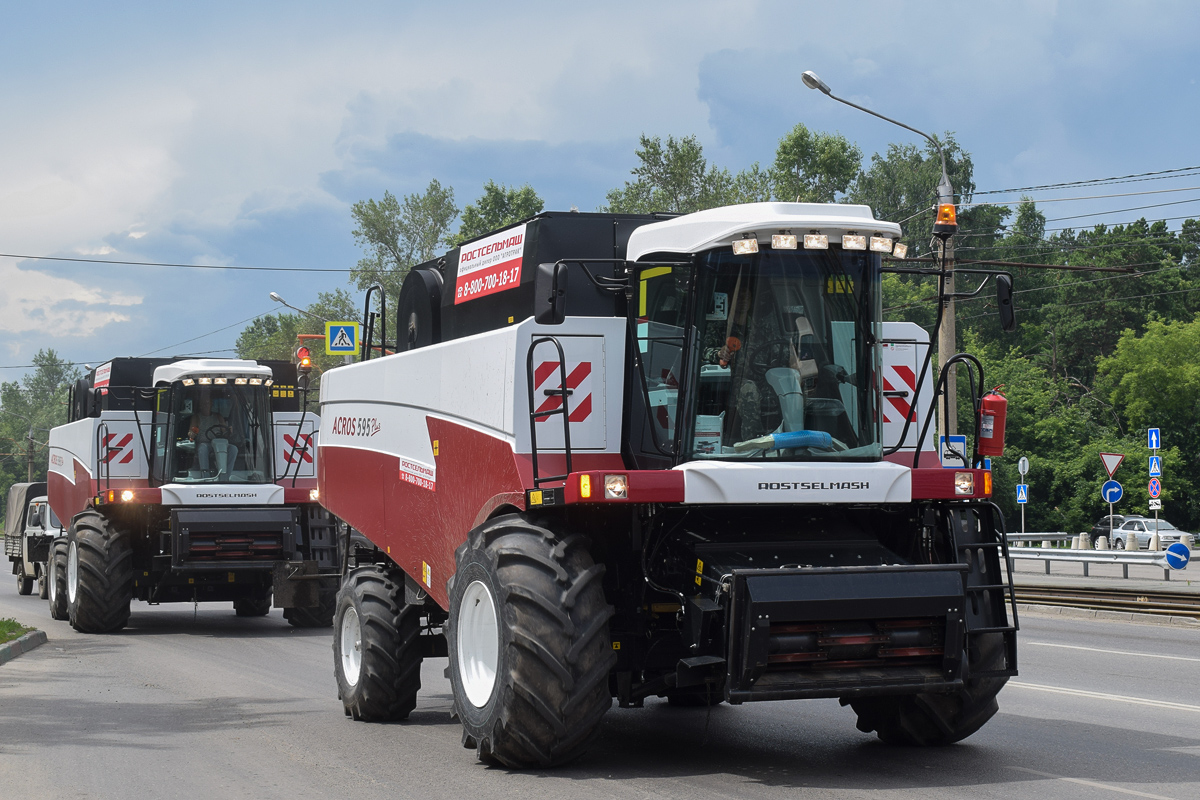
[45, 357, 339, 632]
[319, 202, 1018, 767]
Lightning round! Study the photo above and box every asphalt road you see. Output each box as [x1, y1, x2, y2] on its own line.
[2, 590, 1198, 800]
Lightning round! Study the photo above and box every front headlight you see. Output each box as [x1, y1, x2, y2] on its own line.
[604, 474, 629, 500]
[954, 472, 975, 496]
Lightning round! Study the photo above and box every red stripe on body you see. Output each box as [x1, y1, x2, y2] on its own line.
[319, 419, 624, 610]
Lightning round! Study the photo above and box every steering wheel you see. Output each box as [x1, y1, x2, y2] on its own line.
[202, 424, 232, 442]
[745, 336, 797, 377]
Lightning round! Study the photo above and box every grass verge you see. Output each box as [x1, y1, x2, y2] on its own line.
[1, 617, 34, 645]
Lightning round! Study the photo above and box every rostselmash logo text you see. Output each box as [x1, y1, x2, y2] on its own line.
[195, 492, 258, 498]
[758, 482, 870, 491]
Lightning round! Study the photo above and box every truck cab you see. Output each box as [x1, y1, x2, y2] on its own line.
[148, 361, 277, 486]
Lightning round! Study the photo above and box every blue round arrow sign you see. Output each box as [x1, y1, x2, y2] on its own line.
[1165, 542, 1191, 570]
[1101, 480, 1123, 503]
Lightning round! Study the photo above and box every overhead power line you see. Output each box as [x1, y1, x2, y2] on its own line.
[0, 253, 352, 272]
[972, 165, 1200, 196]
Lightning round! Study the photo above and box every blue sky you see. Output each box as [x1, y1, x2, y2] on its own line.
[3, 0, 1200, 380]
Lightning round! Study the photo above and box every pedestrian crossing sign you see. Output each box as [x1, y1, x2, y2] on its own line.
[325, 321, 360, 355]
[1149, 455, 1162, 477]
[1016, 484, 1028, 504]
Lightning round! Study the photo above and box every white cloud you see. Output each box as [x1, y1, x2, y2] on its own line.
[0, 259, 142, 355]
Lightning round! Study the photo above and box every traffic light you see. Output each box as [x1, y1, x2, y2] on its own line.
[296, 346, 313, 374]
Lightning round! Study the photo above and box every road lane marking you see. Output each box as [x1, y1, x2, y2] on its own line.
[1025, 641, 1200, 663]
[1009, 767, 1179, 799]
[1009, 681, 1200, 713]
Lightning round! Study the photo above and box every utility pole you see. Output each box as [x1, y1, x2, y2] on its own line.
[937, 235, 957, 435]
[802, 69, 960, 437]
[27, 426, 35, 482]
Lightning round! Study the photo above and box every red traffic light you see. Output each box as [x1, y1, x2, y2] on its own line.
[296, 346, 313, 373]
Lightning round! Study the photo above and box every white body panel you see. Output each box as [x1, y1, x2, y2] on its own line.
[159, 484, 284, 505]
[320, 316, 626, 458]
[676, 460, 911, 504]
[49, 412, 151, 484]
[880, 321, 936, 453]
[273, 412, 319, 478]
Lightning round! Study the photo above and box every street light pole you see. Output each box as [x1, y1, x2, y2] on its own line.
[802, 70, 960, 437]
[269, 292, 328, 323]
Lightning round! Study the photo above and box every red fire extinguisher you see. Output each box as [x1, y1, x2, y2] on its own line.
[977, 386, 1008, 457]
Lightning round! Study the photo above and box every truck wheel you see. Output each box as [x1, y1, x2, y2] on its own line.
[847, 632, 1008, 746]
[333, 565, 422, 721]
[234, 590, 272, 617]
[446, 514, 615, 768]
[67, 510, 134, 633]
[284, 586, 336, 628]
[38, 565, 49, 599]
[47, 538, 69, 620]
[17, 573, 34, 595]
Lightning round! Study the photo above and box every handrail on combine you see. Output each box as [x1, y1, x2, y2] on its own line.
[96, 422, 112, 492]
[526, 336, 573, 489]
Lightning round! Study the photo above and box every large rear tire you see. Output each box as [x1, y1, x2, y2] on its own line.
[284, 585, 336, 628]
[848, 632, 1008, 746]
[67, 510, 133, 633]
[446, 514, 615, 768]
[47, 538, 69, 620]
[333, 565, 423, 721]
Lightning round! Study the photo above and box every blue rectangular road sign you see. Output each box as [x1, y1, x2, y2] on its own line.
[325, 321, 360, 355]
[939, 435, 969, 468]
[1148, 427, 1161, 450]
[1149, 455, 1162, 477]
[1016, 484, 1028, 504]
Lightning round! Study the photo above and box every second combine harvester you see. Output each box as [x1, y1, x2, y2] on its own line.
[319, 200, 1018, 767]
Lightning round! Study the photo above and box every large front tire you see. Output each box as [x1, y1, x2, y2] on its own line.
[333, 565, 422, 721]
[47, 538, 69, 620]
[446, 514, 615, 768]
[67, 510, 133, 633]
[848, 632, 1008, 746]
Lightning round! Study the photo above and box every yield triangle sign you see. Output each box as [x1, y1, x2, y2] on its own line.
[1100, 452, 1125, 478]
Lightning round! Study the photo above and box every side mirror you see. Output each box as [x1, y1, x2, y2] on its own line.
[534, 262, 569, 325]
[996, 274, 1015, 332]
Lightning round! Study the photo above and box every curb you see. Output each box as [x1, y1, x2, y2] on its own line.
[1017, 602, 1200, 628]
[0, 630, 49, 665]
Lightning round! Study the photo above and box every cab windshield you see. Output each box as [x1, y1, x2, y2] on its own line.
[156, 383, 274, 483]
[635, 246, 881, 462]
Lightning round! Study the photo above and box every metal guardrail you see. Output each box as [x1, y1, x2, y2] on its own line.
[1005, 532, 1074, 544]
[1007, 545, 1184, 580]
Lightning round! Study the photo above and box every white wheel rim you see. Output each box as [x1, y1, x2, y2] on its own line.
[67, 541, 79, 605]
[339, 607, 363, 687]
[457, 579, 499, 708]
[48, 558, 58, 605]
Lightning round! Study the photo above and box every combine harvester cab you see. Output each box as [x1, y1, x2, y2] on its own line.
[320, 203, 1018, 767]
[46, 357, 338, 632]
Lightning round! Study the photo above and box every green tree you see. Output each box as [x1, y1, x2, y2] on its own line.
[602, 134, 745, 214]
[770, 123, 861, 203]
[0, 350, 80, 522]
[1095, 315, 1200, 528]
[451, 181, 544, 246]
[235, 289, 359, 412]
[349, 181, 459, 303]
